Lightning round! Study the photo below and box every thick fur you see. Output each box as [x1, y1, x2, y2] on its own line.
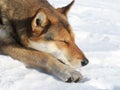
[0, 0, 88, 82]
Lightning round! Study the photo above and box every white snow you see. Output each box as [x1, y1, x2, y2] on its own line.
[0, 0, 120, 90]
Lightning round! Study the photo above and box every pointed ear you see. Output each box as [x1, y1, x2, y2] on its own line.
[31, 10, 48, 35]
[56, 0, 75, 16]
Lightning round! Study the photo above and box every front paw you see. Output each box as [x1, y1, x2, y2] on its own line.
[56, 66, 83, 82]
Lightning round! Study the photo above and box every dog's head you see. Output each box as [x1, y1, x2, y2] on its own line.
[28, 0, 89, 68]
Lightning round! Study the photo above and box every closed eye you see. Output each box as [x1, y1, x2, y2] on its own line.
[64, 40, 69, 45]
[54, 39, 69, 45]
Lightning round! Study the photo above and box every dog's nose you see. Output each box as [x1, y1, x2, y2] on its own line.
[81, 58, 89, 66]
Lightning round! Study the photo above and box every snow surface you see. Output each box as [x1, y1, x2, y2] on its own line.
[0, 0, 120, 90]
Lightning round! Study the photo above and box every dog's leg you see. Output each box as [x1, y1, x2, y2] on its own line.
[1, 42, 82, 82]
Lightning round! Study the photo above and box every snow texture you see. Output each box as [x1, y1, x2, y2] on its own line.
[0, 0, 120, 90]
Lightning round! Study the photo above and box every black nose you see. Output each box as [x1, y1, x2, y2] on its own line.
[81, 58, 89, 66]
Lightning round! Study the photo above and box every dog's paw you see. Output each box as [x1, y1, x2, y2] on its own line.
[65, 70, 83, 83]
[57, 66, 83, 83]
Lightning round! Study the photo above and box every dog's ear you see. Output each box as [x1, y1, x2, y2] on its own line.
[32, 10, 48, 36]
[56, 0, 75, 16]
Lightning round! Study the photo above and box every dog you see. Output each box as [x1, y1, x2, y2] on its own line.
[0, 0, 89, 82]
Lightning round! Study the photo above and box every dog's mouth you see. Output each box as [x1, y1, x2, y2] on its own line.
[57, 59, 77, 68]
[58, 59, 66, 64]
